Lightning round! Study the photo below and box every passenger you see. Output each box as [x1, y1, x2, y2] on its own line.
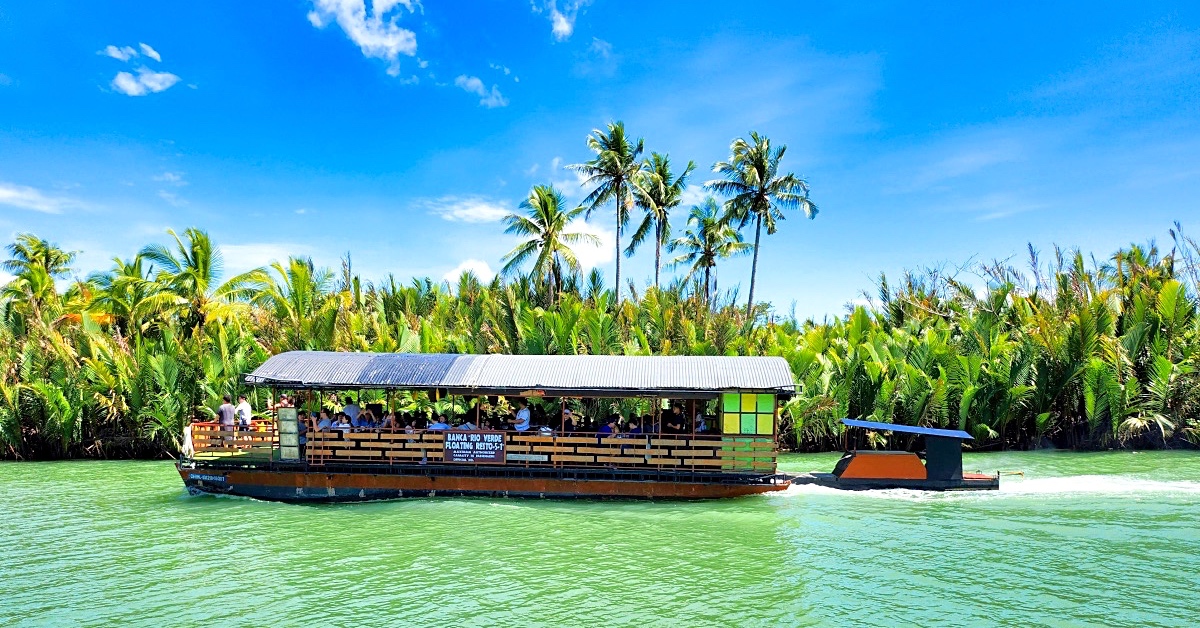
[217, 395, 236, 443]
[235, 394, 253, 432]
[358, 409, 376, 430]
[598, 415, 619, 437]
[334, 413, 352, 432]
[428, 416, 451, 430]
[316, 409, 333, 432]
[404, 419, 417, 434]
[297, 410, 309, 447]
[456, 418, 478, 430]
[276, 393, 293, 409]
[694, 411, 708, 434]
[562, 408, 576, 432]
[381, 412, 398, 429]
[664, 404, 685, 434]
[628, 416, 644, 436]
[342, 396, 360, 423]
[508, 399, 531, 431]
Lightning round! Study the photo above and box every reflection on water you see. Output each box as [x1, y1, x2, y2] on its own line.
[1, 452, 1198, 627]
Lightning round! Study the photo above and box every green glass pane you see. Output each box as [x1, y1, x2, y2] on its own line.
[722, 393, 740, 413]
[740, 394, 757, 412]
[740, 414, 756, 434]
[757, 394, 774, 413]
[756, 414, 774, 435]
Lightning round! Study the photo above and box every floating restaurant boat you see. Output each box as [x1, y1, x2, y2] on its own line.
[178, 351, 797, 501]
[784, 418, 1000, 491]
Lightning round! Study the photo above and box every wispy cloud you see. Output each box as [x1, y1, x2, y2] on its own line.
[220, 243, 312, 276]
[530, 0, 591, 42]
[573, 37, 617, 77]
[138, 43, 162, 62]
[112, 68, 181, 96]
[0, 182, 86, 214]
[157, 190, 187, 207]
[565, 218, 612, 270]
[153, 171, 186, 186]
[442, 258, 495, 282]
[454, 75, 508, 108]
[427, 196, 510, 223]
[100, 45, 138, 61]
[307, 0, 418, 77]
[0, 73, 12, 87]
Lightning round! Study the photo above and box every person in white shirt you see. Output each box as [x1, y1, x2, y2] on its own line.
[342, 396, 360, 423]
[508, 399, 531, 431]
[235, 395, 253, 428]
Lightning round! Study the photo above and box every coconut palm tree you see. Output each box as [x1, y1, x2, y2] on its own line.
[139, 228, 262, 336]
[669, 197, 751, 305]
[627, 153, 694, 289]
[501, 185, 599, 306]
[252, 256, 338, 351]
[568, 121, 646, 304]
[707, 132, 816, 318]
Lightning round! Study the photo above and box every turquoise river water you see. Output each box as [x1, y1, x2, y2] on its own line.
[2, 451, 1199, 627]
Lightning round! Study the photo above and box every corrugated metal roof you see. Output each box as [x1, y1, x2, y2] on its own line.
[246, 351, 795, 396]
[842, 418, 973, 440]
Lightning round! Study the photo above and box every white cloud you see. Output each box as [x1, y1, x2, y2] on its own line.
[0, 270, 13, 287]
[220, 243, 312, 276]
[454, 74, 508, 108]
[154, 171, 186, 186]
[678, 184, 708, 209]
[428, 196, 510, 223]
[0, 73, 11, 87]
[307, 0, 418, 77]
[100, 45, 138, 61]
[566, 218, 613, 270]
[489, 62, 512, 75]
[442, 259, 495, 282]
[531, 0, 591, 42]
[139, 43, 162, 62]
[157, 190, 187, 207]
[112, 67, 180, 96]
[0, 182, 84, 214]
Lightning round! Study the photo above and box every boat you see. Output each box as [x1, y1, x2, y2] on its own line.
[783, 418, 1000, 491]
[177, 351, 797, 501]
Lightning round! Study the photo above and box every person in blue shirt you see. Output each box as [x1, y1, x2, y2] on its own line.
[598, 415, 619, 436]
[316, 409, 333, 432]
[428, 416, 451, 430]
[508, 399, 531, 431]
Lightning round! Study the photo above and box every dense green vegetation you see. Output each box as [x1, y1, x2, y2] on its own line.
[2, 127, 1198, 459]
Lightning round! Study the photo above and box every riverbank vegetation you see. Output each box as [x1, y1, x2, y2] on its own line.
[2, 126, 1199, 459]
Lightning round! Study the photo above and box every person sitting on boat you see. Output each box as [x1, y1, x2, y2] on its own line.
[380, 412, 398, 429]
[316, 409, 333, 432]
[561, 408, 576, 432]
[455, 418, 478, 430]
[508, 399, 531, 431]
[334, 413, 352, 432]
[356, 409, 376, 430]
[342, 396, 360, 424]
[598, 415, 619, 437]
[627, 416, 645, 436]
[428, 416, 451, 430]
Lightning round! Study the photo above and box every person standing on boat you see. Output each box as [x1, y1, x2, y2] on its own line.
[342, 396, 360, 424]
[235, 394, 253, 429]
[508, 399, 531, 431]
[217, 395, 236, 443]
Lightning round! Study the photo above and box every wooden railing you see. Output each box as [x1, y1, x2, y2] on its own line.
[190, 421, 276, 460]
[306, 429, 777, 474]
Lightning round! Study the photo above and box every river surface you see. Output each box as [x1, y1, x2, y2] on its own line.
[2, 451, 1199, 627]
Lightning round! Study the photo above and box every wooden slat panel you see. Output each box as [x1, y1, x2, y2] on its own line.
[532, 446, 577, 453]
[335, 449, 381, 457]
[346, 433, 379, 440]
[594, 456, 650, 465]
[553, 436, 602, 444]
[377, 433, 420, 441]
[419, 433, 445, 441]
[576, 447, 624, 455]
[507, 444, 531, 452]
[683, 458, 728, 466]
[717, 450, 775, 459]
[673, 449, 716, 457]
[645, 457, 681, 465]
[650, 439, 687, 446]
[404, 442, 445, 449]
[386, 450, 443, 459]
[552, 454, 595, 463]
[510, 435, 554, 443]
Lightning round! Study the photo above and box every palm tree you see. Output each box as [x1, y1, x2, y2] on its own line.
[2, 233, 76, 280]
[501, 185, 599, 306]
[669, 197, 751, 305]
[627, 153, 694, 289]
[139, 228, 262, 336]
[87, 256, 175, 339]
[569, 121, 646, 304]
[707, 132, 816, 317]
[252, 257, 338, 351]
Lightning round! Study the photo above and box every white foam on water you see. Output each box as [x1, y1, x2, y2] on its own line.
[769, 474, 1200, 502]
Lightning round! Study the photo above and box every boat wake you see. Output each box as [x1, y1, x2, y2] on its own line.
[772, 474, 1200, 500]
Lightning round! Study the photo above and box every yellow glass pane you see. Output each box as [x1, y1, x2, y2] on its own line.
[740, 394, 757, 412]
[722, 413, 740, 435]
[756, 414, 774, 435]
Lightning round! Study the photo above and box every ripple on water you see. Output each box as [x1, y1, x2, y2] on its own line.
[1, 455, 1199, 627]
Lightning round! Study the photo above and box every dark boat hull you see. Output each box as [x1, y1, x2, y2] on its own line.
[783, 472, 1000, 491]
[178, 463, 789, 501]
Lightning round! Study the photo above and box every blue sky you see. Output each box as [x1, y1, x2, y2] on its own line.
[2, 1, 1199, 319]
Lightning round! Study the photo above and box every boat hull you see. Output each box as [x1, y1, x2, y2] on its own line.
[783, 471, 1000, 491]
[178, 463, 789, 501]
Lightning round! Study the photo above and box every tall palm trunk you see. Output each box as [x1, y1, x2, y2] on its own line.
[653, 220, 662, 289]
[614, 182, 623, 304]
[747, 214, 763, 318]
[704, 266, 711, 307]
